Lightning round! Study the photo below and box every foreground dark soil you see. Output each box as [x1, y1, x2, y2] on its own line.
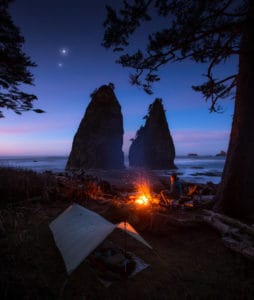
[1, 167, 254, 300]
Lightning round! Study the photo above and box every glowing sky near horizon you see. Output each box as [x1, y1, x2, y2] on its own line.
[0, 0, 236, 157]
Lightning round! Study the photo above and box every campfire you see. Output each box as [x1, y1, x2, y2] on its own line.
[59, 171, 199, 213]
[129, 180, 160, 208]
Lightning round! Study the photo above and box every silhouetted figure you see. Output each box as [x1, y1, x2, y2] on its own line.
[168, 173, 182, 200]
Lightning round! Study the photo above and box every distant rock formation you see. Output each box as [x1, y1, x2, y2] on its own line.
[66, 84, 125, 170]
[216, 150, 227, 157]
[188, 153, 198, 157]
[129, 98, 176, 169]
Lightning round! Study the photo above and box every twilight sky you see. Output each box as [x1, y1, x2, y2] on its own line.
[1, 0, 236, 157]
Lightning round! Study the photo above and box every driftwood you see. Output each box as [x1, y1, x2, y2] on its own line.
[160, 189, 216, 210]
[202, 209, 254, 237]
[149, 208, 254, 260]
[199, 210, 254, 259]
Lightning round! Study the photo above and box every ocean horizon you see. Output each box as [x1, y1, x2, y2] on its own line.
[0, 155, 226, 184]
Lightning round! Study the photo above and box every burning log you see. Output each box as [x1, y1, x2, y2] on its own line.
[129, 180, 160, 207]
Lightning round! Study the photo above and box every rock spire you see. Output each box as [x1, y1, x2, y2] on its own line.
[129, 98, 176, 169]
[66, 83, 125, 170]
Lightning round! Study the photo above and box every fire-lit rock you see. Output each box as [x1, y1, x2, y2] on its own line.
[129, 98, 176, 169]
[66, 83, 125, 170]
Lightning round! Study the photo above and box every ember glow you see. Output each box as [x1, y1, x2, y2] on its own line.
[130, 180, 159, 207]
[135, 194, 149, 206]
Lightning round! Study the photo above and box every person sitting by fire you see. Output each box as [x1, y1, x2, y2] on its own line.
[168, 173, 182, 200]
[160, 173, 183, 206]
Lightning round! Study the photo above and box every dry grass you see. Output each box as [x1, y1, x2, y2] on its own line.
[0, 167, 59, 206]
[1, 167, 254, 300]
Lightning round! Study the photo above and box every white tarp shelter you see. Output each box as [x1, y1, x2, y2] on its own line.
[49, 203, 152, 274]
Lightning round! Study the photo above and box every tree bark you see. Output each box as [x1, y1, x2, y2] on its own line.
[214, 2, 254, 220]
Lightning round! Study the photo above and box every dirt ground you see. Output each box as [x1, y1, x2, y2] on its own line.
[1, 167, 254, 300]
[1, 197, 254, 300]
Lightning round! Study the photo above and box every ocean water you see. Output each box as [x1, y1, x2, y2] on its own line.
[161, 156, 226, 184]
[0, 155, 226, 184]
[0, 156, 68, 174]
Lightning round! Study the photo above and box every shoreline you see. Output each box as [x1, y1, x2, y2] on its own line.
[0, 155, 225, 185]
[0, 165, 219, 194]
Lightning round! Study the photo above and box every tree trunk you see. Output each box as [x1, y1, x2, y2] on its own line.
[214, 2, 254, 220]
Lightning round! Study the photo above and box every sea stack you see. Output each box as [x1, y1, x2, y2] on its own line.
[129, 98, 176, 169]
[66, 83, 125, 170]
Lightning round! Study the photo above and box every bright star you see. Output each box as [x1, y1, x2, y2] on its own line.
[59, 47, 69, 56]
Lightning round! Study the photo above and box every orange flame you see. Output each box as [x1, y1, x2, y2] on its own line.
[130, 179, 159, 207]
[135, 194, 149, 206]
